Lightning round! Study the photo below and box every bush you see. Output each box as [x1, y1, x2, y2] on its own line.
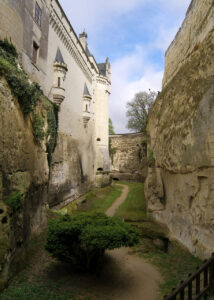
[45, 212, 140, 271]
[5, 192, 22, 210]
[0, 39, 41, 113]
[32, 112, 45, 142]
[0, 38, 18, 58]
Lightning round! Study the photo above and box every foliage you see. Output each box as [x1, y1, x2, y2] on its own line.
[0, 279, 77, 300]
[0, 38, 18, 59]
[46, 101, 58, 166]
[109, 118, 115, 135]
[126, 90, 157, 132]
[0, 40, 41, 114]
[5, 192, 22, 210]
[45, 212, 140, 271]
[147, 151, 153, 162]
[32, 112, 45, 142]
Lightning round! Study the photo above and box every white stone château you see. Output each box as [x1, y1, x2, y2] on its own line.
[0, 0, 111, 205]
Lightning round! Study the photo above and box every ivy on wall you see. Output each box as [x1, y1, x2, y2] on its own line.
[0, 38, 58, 166]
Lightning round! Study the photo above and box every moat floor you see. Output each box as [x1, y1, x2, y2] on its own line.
[1, 183, 162, 300]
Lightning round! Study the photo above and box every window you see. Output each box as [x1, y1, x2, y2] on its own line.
[35, 2, 42, 26]
[32, 42, 39, 64]
[86, 104, 88, 112]
[58, 77, 61, 87]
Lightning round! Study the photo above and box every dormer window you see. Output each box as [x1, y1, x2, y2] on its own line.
[35, 2, 42, 26]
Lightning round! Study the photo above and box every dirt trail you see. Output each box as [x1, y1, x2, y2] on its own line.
[104, 183, 162, 300]
[106, 183, 129, 217]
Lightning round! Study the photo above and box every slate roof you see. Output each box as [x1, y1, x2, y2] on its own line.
[85, 45, 92, 57]
[83, 83, 91, 96]
[98, 63, 106, 76]
[55, 48, 65, 64]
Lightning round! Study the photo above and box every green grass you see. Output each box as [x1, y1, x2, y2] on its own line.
[0, 280, 77, 300]
[57, 184, 123, 216]
[72, 184, 123, 214]
[114, 182, 146, 221]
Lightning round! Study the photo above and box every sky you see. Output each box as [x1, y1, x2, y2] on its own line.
[60, 0, 191, 133]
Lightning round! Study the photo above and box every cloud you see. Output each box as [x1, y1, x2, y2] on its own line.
[110, 47, 163, 133]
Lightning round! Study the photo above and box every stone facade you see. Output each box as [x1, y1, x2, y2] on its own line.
[0, 0, 111, 206]
[145, 0, 214, 258]
[109, 133, 147, 181]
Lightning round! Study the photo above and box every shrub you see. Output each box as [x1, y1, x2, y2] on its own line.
[46, 103, 58, 166]
[0, 38, 18, 58]
[32, 112, 45, 142]
[0, 39, 41, 113]
[45, 212, 140, 271]
[6, 73, 41, 113]
[5, 192, 22, 210]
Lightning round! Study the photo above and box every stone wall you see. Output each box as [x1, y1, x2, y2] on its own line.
[145, 0, 214, 258]
[0, 78, 49, 289]
[163, 0, 214, 87]
[0, 0, 23, 54]
[109, 133, 147, 181]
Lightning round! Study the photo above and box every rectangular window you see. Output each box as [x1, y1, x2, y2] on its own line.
[35, 2, 42, 26]
[58, 77, 61, 87]
[33, 42, 39, 64]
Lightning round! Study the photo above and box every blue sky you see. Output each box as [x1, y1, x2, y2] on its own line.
[60, 0, 191, 133]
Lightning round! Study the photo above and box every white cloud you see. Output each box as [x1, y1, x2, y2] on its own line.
[60, 0, 146, 33]
[110, 47, 163, 133]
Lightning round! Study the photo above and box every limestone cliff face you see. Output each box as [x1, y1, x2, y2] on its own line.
[49, 133, 83, 207]
[0, 78, 49, 289]
[145, 0, 214, 258]
[109, 133, 147, 181]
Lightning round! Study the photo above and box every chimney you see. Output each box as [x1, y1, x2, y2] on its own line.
[79, 31, 87, 51]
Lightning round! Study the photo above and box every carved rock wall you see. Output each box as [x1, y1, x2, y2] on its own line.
[0, 78, 49, 289]
[145, 0, 214, 258]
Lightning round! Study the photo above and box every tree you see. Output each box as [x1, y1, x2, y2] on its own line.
[109, 118, 115, 135]
[126, 90, 157, 132]
[45, 212, 139, 271]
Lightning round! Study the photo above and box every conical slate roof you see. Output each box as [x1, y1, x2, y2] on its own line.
[55, 48, 65, 64]
[83, 83, 91, 96]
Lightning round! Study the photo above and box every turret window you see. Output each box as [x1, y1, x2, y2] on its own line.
[58, 77, 61, 87]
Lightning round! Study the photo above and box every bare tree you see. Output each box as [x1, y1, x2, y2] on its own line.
[126, 90, 157, 132]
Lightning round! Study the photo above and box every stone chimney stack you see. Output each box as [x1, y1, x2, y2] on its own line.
[79, 31, 88, 51]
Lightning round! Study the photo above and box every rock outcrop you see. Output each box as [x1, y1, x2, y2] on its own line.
[109, 133, 147, 181]
[0, 78, 49, 289]
[145, 0, 214, 258]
